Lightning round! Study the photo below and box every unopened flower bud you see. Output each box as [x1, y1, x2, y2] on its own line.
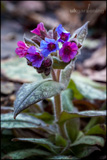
[74, 34, 77, 38]
[53, 27, 58, 40]
[27, 59, 32, 66]
[42, 57, 52, 68]
[36, 67, 44, 73]
[69, 38, 78, 44]
[44, 67, 51, 76]
[31, 35, 42, 45]
[78, 43, 82, 49]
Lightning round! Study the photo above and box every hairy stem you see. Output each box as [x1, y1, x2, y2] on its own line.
[51, 69, 57, 81]
[51, 68, 67, 139]
[54, 94, 67, 139]
[56, 69, 61, 81]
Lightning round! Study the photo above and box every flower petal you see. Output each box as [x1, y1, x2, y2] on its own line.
[31, 28, 40, 35]
[27, 46, 37, 55]
[56, 24, 64, 35]
[31, 22, 46, 36]
[17, 41, 26, 48]
[38, 22, 45, 31]
[15, 48, 27, 58]
[70, 42, 78, 51]
[56, 24, 71, 42]
[59, 48, 64, 57]
[45, 38, 56, 43]
[55, 41, 59, 50]
[32, 55, 44, 68]
[70, 50, 78, 59]
[40, 40, 48, 49]
[26, 54, 36, 62]
[61, 54, 71, 63]
[41, 49, 50, 57]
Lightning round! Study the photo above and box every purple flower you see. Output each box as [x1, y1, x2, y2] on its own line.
[15, 41, 28, 58]
[59, 42, 78, 63]
[56, 24, 71, 43]
[40, 38, 59, 57]
[26, 46, 44, 68]
[31, 22, 46, 36]
[36, 57, 52, 76]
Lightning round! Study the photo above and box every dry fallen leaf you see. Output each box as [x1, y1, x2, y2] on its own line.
[82, 1, 106, 26]
[83, 45, 106, 68]
[1, 81, 15, 95]
[82, 68, 106, 82]
[55, 8, 81, 33]
[17, 1, 45, 13]
[27, 12, 59, 29]
[73, 99, 98, 111]
[1, 57, 42, 83]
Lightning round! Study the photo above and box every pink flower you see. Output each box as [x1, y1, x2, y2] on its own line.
[59, 42, 78, 63]
[31, 22, 46, 36]
[15, 41, 29, 58]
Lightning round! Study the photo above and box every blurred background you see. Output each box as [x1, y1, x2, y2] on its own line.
[1, 1, 106, 159]
[1, 0, 106, 106]
[1, 1, 106, 83]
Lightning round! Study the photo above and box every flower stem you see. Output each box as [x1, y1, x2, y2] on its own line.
[56, 69, 61, 81]
[54, 94, 67, 139]
[51, 68, 67, 139]
[51, 69, 57, 81]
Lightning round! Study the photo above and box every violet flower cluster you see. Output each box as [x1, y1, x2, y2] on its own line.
[15, 22, 80, 75]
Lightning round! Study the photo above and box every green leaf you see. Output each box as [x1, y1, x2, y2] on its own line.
[53, 56, 68, 69]
[85, 124, 106, 135]
[1, 106, 14, 113]
[61, 89, 80, 142]
[84, 103, 106, 132]
[58, 110, 106, 124]
[66, 119, 80, 143]
[14, 79, 65, 118]
[71, 71, 106, 91]
[60, 60, 75, 88]
[48, 155, 79, 159]
[2, 148, 50, 159]
[1, 113, 55, 133]
[1, 134, 37, 158]
[71, 145, 99, 158]
[75, 131, 84, 141]
[55, 134, 67, 147]
[71, 21, 89, 44]
[67, 79, 83, 100]
[1, 57, 42, 83]
[12, 138, 61, 153]
[61, 89, 74, 111]
[68, 79, 106, 100]
[74, 80, 106, 100]
[71, 135, 104, 147]
[84, 117, 104, 132]
[29, 112, 54, 124]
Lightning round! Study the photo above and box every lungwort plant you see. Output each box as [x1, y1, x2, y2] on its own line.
[1, 22, 106, 159]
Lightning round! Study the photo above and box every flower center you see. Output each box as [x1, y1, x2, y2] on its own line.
[35, 52, 42, 61]
[48, 43, 56, 51]
[64, 46, 71, 55]
[60, 33, 68, 41]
